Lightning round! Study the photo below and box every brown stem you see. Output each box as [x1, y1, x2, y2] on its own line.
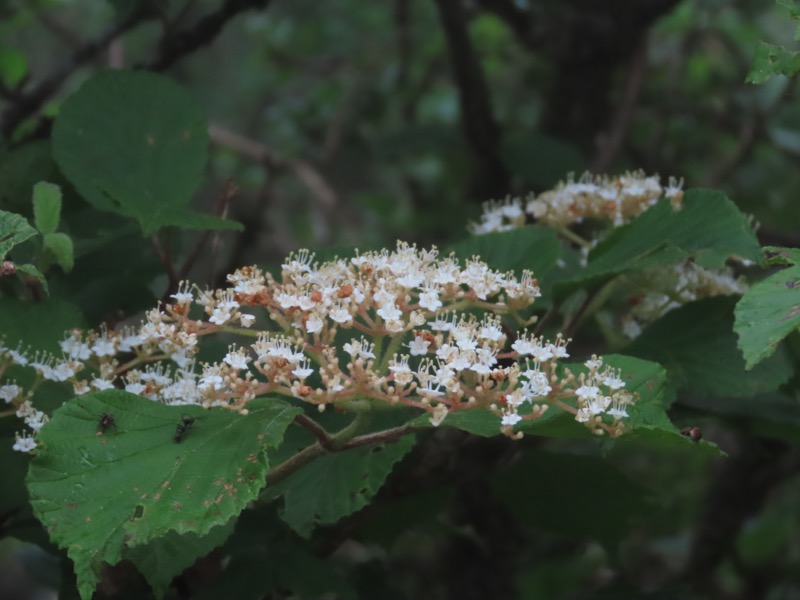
[294, 414, 336, 451]
[176, 179, 239, 283]
[208, 124, 338, 208]
[150, 234, 180, 297]
[341, 425, 417, 450]
[265, 441, 328, 487]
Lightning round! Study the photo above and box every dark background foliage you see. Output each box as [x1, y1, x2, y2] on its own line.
[1, 1, 799, 599]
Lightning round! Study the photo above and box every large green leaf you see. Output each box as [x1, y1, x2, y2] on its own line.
[556, 189, 761, 298]
[523, 354, 674, 438]
[491, 451, 654, 549]
[52, 69, 241, 235]
[446, 226, 561, 276]
[446, 225, 565, 306]
[734, 247, 800, 369]
[267, 435, 415, 538]
[126, 521, 236, 598]
[629, 296, 793, 398]
[0, 297, 84, 353]
[0, 208, 37, 258]
[26, 391, 300, 600]
[49, 221, 159, 322]
[193, 506, 356, 600]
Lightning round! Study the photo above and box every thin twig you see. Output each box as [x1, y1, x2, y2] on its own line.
[150, 233, 180, 293]
[341, 424, 417, 450]
[209, 124, 338, 208]
[294, 414, 336, 451]
[176, 179, 239, 283]
[142, 0, 272, 72]
[1, 6, 151, 137]
[31, 4, 84, 49]
[265, 441, 328, 487]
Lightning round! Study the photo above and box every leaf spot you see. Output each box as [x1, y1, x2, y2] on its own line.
[779, 305, 800, 323]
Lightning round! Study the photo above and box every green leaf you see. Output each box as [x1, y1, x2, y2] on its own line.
[0, 208, 37, 258]
[409, 406, 504, 437]
[490, 451, 654, 549]
[428, 408, 500, 437]
[556, 189, 761, 298]
[32, 181, 62, 235]
[14, 263, 49, 294]
[629, 296, 793, 398]
[446, 226, 562, 279]
[43, 232, 74, 272]
[0, 46, 27, 87]
[0, 141, 63, 213]
[528, 355, 720, 453]
[0, 297, 83, 352]
[734, 247, 800, 369]
[267, 435, 415, 538]
[126, 521, 236, 598]
[193, 506, 356, 600]
[51, 221, 159, 322]
[52, 70, 241, 235]
[518, 355, 672, 436]
[747, 42, 800, 84]
[410, 355, 717, 451]
[681, 393, 800, 445]
[26, 391, 300, 599]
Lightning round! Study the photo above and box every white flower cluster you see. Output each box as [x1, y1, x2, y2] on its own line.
[470, 171, 684, 233]
[620, 261, 748, 338]
[1, 242, 635, 452]
[0, 347, 48, 452]
[573, 356, 633, 427]
[468, 197, 526, 235]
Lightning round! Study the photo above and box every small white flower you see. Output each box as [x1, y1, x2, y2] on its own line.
[419, 288, 442, 312]
[305, 313, 325, 334]
[576, 385, 601, 401]
[91, 378, 115, 391]
[429, 404, 448, 427]
[0, 384, 21, 403]
[13, 433, 37, 453]
[224, 350, 250, 371]
[407, 335, 430, 356]
[292, 359, 314, 380]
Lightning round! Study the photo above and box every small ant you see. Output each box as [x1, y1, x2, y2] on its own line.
[173, 414, 196, 443]
[98, 412, 116, 433]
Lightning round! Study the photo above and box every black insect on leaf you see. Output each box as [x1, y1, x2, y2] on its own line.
[97, 412, 116, 433]
[173, 414, 196, 443]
